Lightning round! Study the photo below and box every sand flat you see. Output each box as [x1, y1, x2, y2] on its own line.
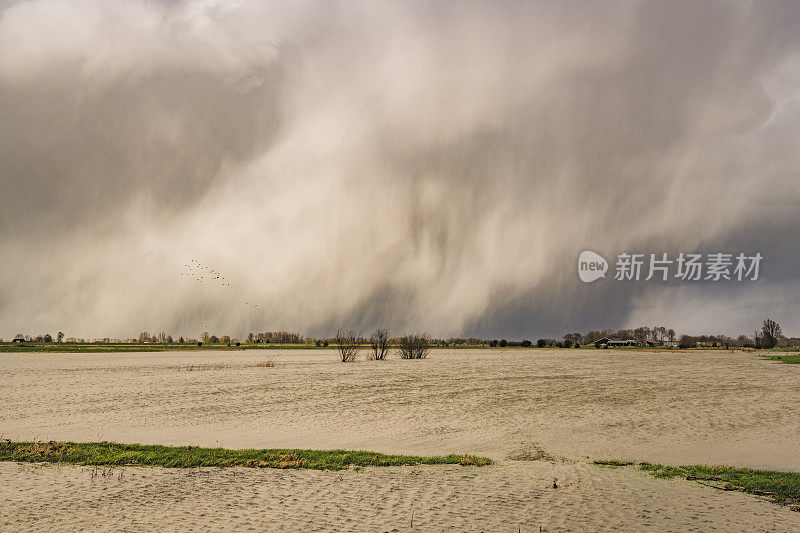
[1, 349, 799, 531]
[2, 461, 799, 532]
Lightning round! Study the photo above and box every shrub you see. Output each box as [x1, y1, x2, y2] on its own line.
[368, 329, 390, 360]
[397, 334, 431, 359]
[334, 329, 360, 362]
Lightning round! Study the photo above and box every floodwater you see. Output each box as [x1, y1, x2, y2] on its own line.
[1, 349, 799, 531]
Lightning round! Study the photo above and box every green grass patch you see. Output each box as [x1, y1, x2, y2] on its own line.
[637, 462, 800, 510]
[762, 354, 800, 365]
[0, 441, 491, 470]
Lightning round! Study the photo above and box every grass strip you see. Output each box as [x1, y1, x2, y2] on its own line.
[0, 441, 491, 470]
[593, 459, 800, 511]
[762, 354, 800, 364]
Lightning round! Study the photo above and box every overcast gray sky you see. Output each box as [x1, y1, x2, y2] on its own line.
[1, 0, 799, 340]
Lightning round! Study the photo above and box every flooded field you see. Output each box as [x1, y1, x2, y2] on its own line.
[2, 349, 799, 531]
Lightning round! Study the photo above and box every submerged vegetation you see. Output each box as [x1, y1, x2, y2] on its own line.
[180, 357, 277, 371]
[0, 441, 491, 470]
[594, 459, 800, 511]
[593, 459, 634, 467]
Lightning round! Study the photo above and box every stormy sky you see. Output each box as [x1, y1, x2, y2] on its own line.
[1, 0, 799, 340]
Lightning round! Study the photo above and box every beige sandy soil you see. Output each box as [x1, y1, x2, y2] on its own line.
[1, 349, 799, 531]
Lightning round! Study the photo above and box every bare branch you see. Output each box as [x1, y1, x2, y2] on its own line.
[368, 329, 390, 360]
[397, 334, 430, 359]
[334, 329, 360, 362]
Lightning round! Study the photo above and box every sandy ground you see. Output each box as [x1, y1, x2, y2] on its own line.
[1, 348, 799, 531]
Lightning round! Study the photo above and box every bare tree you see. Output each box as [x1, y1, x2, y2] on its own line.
[334, 329, 360, 362]
[369, 329, 390, 360]
[761, 319, 783, 349]
[735, 334, 751, 347]
[716, 334, 730, 348]
[633, 326, 650, 346]
[397, 334, 431, 359]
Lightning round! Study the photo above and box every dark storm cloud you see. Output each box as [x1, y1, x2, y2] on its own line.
[1, 0, 799, 339]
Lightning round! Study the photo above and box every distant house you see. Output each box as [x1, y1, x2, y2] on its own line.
[646, 340, 678, 348]
[594, 337, 612, 347]
[595, 338, 636, 347]
[607, 339, 636, 347]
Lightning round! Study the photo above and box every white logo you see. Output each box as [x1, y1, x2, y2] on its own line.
[578, 250, 608, 283]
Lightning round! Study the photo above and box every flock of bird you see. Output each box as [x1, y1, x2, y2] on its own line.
[180, 259, 230, 286]
[180, 259, 260, 309]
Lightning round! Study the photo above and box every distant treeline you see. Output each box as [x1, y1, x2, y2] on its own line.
[3, 330, 305, 346]
[576, 319, 795, 350]
[4, 318, 795, 351]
